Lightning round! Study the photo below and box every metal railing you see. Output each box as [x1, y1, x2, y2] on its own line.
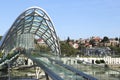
[28, 52, 97, 80]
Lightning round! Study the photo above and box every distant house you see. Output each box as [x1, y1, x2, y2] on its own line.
[68, 41, 79, 49]
[101, 38, 119, 47]
[93, 36, 101, 42]
[109, 38, 119, 46]
[73, 43, 79, 49]
[37, 38, 47, 46]
[92, 36, 101, 46]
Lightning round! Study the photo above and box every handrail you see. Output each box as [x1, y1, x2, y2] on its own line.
[34, 52, 98, 80]
[25, 54, 64, 80]
[0, 51, 20, 67]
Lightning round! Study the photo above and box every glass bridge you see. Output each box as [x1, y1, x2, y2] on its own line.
[0, 6, 120, 80]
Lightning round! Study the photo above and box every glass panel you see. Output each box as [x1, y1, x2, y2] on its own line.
[17, 25, 22, 31]
[39, 28, 45, 33]
[52, 34, 57, 40]
[20, 15, 25, 19]
[42, 35, 47, 40]
[16, 19, 20, 24]
[46, 40, 51, 46]
[36, 9, 44, 16]
[55, 41, 58, 47]
[25, 17, 33, 23]
[44, 15, 49, 20]
[47, 39, 53, 46]
[49, 39, 53, 44]
[42, 20, 47, 26]
[45, 32, 51, 37]
[49, 26, 54, 32]
[17, 19, 24, 27]
[17, 29, 22, 35]
[25, 9, 34, 15]
[24, 28, 29, 33]
[25, 16, 32, 20]
[50, 37, 54, 41]
[24, 22, 32, 27]
[51, 44, 55, 51]
[40, 24, 48, 30]
[46, 20, 52, 27]
[32, 21, 40, 26]
[30, 27, 38, 33]
[32, 26, 38, 30]
[47, 29, 51, 34]
[24, 27, 30, 30]
[34, 16, 43, 22]
[36, 31, 42, 36]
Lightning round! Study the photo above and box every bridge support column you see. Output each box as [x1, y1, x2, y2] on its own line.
[45, 72, 49, 80]
[70, 59, 78, 65]
[75, 60, 78, 64]
[35, 67, 41, 79]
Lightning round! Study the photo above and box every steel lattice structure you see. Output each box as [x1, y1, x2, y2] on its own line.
[0, 6, 61, 56]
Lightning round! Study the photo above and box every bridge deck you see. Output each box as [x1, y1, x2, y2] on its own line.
[26, 52, 97, 80]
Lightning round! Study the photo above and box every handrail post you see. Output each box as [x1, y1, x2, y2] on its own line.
[7, 60, 11, 80]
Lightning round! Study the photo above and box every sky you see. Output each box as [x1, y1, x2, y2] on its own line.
[0, 0, 120, 40]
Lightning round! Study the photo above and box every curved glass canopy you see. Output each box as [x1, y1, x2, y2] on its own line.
[0, 6, 61, 56]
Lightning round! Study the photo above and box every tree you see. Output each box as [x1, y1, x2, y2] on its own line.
[101, 36, 109, 43]
[0, 51, 2, 58]
[109, 46, 120, 56]
[39, 45, 50, 52]
[100, 60, 105, 63]
[0, 36, 2, 40]
[34, 39, 37, 44]
[115, 37, 118, 41]
[60, 41, 77, 57]
[0, 36, 3, 57]
[95, 60, 100, 64]
[35, 42, 50, 52]
[66, 37, 70, 43]
[89, 39, 96, 47]
[119, 37, 120, 42]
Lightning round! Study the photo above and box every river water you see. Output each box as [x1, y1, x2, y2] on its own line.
[0, 68, 38, 80]
[0, 64, 120, 80]
[71, 64, 120, 80]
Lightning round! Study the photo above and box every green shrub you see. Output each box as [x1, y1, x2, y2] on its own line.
[104, 64, 109, 68]
[100, 60, 105, 63]
[95, 60, 101, 64]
